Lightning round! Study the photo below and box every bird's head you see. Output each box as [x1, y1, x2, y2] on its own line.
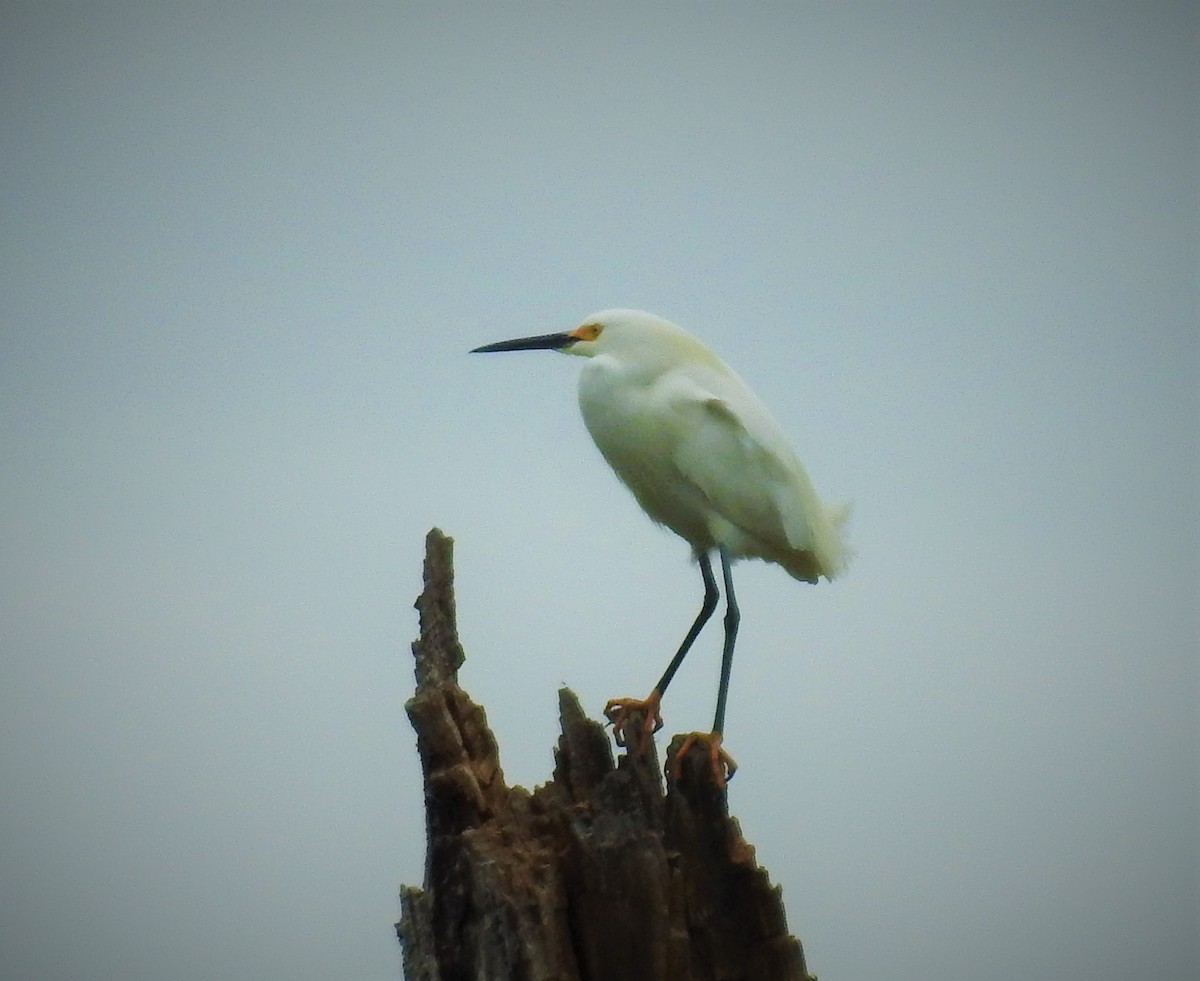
[471, 309, 711, 371]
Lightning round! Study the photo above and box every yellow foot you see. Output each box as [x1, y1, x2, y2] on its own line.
[603, 692, 663, 752]
[666, 731, 738, 788]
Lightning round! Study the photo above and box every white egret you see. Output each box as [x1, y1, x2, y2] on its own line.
[471, 309, 848, 785]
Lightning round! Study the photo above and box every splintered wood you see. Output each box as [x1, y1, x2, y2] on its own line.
[397, 528, 814, 981]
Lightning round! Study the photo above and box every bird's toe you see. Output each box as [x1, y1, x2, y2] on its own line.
[666, 731, 737, 788]
[603, 694, 663, 750]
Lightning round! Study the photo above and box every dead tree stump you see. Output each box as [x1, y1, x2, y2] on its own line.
[397, 528, 816, 981]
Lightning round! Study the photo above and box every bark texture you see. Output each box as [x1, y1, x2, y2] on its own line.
[397, 528, 815, 981]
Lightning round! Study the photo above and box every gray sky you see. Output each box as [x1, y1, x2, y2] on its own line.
[2, 3, 1196, 980]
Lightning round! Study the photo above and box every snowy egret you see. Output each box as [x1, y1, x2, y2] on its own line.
[471, 309, 847, 785]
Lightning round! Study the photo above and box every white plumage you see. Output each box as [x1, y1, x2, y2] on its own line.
[569, 309, 848, 583]
[472, 308, 848, 785]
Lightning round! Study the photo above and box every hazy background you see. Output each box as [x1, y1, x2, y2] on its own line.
[2, 3, 1196, 980]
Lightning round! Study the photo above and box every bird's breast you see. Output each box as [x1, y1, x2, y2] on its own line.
[576, 365, 716, 547]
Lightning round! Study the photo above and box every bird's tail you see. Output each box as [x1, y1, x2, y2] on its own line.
[780, 499, 851, 584]
[816, 501, 852, 580]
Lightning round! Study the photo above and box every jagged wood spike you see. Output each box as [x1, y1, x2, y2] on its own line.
[397, 528, 815, 981]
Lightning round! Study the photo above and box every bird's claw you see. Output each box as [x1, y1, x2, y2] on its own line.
[603, 694, 663, 751]
[666, 731, 738, 788]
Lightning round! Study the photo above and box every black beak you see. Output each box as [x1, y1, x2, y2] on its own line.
[470, 331, 577, 354]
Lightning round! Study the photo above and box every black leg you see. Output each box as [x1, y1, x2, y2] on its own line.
[711, 547, 740, 736]
[651, 551, 719, 699]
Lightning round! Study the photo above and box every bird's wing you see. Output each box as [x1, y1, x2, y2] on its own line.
[665, 374, 821, 556]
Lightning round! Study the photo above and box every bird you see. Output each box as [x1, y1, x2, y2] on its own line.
[471, 309, 848, 786]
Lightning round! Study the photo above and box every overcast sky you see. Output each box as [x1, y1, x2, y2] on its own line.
[2, 4, 1196, 980]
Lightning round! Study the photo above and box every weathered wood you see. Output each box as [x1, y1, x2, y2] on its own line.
[397, 528, 816, 981]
